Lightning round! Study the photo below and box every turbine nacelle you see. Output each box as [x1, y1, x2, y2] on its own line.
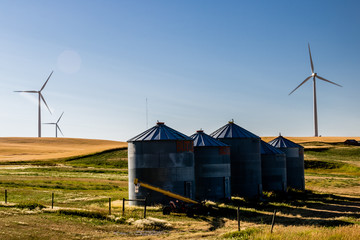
[43, 112, 64, 138]
[14, 71, 54, 137]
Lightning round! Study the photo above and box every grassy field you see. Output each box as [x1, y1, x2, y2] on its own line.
[0, 137, 359, 239]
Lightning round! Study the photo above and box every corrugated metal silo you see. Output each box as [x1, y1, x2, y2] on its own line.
[268, 136, 305, 190]
[128, 122, 195, 205]
[260, 140, 287, 192]
[210, 121, 262, 198]
[190, 130, 231, 201]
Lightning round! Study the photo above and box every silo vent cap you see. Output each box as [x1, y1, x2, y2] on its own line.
[228, 119, 234, 124]
[196, 129, 204, 133]
[157, 121, 165, 125]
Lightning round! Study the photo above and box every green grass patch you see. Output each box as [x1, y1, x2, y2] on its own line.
[305, 160, 360, 176]
[0, 161, 58, 166]
[305, 145, 360, 162]
[64, 148, 128, 168]
[304, 144, 360, 176]
[306, 177, 359, 188]
[223, 227, 261, 239]
[0, 179, 123, 191]
[57, 209, 108, 219]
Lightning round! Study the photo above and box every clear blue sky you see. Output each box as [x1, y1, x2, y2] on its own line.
[1, 0, 359, 141]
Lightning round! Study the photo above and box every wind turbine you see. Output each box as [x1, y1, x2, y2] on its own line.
[289, 44, 342, 137]
[43, 112, 64, 138]
[15, 71, 53, 137]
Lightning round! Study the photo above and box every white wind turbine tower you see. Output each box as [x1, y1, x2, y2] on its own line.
[14, 71, 53, 137]
[44, 112, 64, 138]
[289, 44, 342, 137]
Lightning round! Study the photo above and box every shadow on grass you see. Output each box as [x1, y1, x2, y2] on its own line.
[213, 189, 359, 227]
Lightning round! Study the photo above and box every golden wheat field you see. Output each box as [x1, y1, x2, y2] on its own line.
[0, 137, 127, 162]
[261, 136, 360, 144]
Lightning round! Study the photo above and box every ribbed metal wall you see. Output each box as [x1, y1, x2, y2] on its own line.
[191, 130, 231, 201]
[128, 123, 195, 205]
[268, 136, 305, 190]
[211, 122, 262, 198]
[260, 140, 287, 192]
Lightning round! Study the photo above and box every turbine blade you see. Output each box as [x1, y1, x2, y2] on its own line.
[316, 75, 342, 87]
[43, 123, 56, 125]
[289, 75, 312, 95]
[40, 71, 53, 91]
[57, 112, 64, 123]
[57, 125, 64, 136]
[14, 90, 38, 93]
[40, 93, 52, 114]
[308, 43, 314, 74]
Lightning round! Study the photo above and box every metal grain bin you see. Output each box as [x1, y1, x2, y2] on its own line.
[260, 140, 287, 192]
[268, 136, 305, 190]
[128, 122, 195, 205]
[210, 120, 262, 198]
[190, 130, 231, 201]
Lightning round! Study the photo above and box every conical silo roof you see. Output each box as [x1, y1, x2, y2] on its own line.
[190, 130, 229, 147]
[268, 136, 303, 148]
[210, 120, 259, 139]
[260, 140, 285, 155]
[128, 122, 192, 142]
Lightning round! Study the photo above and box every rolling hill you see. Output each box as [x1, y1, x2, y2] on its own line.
[0, 137, 127, 162]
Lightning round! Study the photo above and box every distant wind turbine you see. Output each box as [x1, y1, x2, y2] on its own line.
[289, 44, 342, 137]
[14, 71, 53, 137]
[43, 112, 64, 138]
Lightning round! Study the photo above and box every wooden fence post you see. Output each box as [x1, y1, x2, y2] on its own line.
[237, 206, 240, 231]
[271, 210, 277, 233]
[144, 198, 147, 218]
[52, 193, 54, 209]
[122, 198, 125, 215]
[109, 198, 111, 215]
[5, 189, 7, 204]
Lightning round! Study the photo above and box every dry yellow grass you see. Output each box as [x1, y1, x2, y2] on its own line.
[261, 136, 360, 144]
[0, 137, 127, 162]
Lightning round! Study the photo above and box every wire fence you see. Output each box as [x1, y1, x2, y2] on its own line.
[1, 189, 148, 218]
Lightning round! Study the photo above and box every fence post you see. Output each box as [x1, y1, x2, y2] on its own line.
[271, 210, 277, 233]
[237, 206, 240, 231]
[122, 198, 125, 215]
[144, 197, 147, 218]
[52, 193, 54, 209]
[109, 198, 111, 215]
[5, 189, 7, 204]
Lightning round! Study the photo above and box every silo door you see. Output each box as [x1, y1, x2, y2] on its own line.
[184, 181, 193, 199]
[224, 177, 230, 198]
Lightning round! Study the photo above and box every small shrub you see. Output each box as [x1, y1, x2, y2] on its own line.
[57, 209, 108, 220]
[16, 202, 45, 210]
[107, 215, 127, 223]
[132, 217, 172, 230]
